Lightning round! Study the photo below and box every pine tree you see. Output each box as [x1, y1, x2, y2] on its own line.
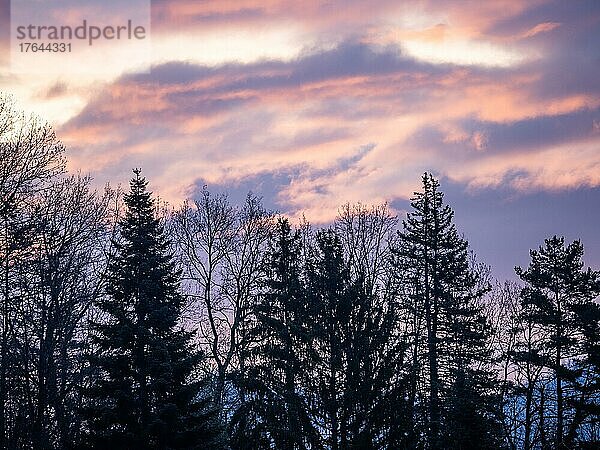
[394, 173, 504, 449]
[230, 218, 318, 449]
[305, 230, 348, 450]
[515, 236, 600, 448]
[305, 229, 410, 449]
[570, 298, 600, 446]
[82, 169, 222, 449]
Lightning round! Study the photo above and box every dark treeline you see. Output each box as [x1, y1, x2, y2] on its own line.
[1, 96, 599, 449]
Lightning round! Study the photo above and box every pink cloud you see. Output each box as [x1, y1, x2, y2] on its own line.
[522, 21, 561, 38]
[0, 0, 588, 223]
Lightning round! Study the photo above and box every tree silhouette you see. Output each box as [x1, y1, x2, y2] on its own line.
[394, 173, 504, 449]
[83, 170, 222, 449]
[231, 218, 318, 449]
[516, 236, 600, 448]
[306, 229, 410, 449]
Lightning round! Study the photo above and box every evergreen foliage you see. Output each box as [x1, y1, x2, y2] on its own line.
[82, 170, 222, 449]
[306, 229, 411, 449]
[516, 236, 600, 448]
[394, 173, 505, 449]
[230, 218, 318, 449]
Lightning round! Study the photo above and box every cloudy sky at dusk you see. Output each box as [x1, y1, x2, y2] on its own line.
[1, 0, 599, 279]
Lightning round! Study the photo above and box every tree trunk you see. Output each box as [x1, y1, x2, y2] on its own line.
[524, 380, 533, 450]
[524, 320, 534, 450]
[0, 224, 8, 449]
[555, 286, 564, 449]
[424, 242, 440, 449]
[539, 387, 548, 450]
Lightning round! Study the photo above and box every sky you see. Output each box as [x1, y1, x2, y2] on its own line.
[1, 0, 599, 280]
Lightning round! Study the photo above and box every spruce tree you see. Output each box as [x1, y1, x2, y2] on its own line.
[394, 173, 504, 449]
[305, 229, 410, 449]
[82, 169, 222, 449]
[305, 230, 348, 450]
[516, 236, 600, 448]
[230, 218, 317, 449]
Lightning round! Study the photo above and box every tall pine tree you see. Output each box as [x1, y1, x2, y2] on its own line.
[305, 229, 410, 449]
[394, 173, 504, 449]
[230, 218, 318, 449]
[82, 169, 222, 449]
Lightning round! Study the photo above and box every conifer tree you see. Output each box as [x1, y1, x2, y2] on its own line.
[305, 230, 348, 450]
[394, 173, 503, 449]
[516, 236, 600, 448]
[305, 229, 410, 449]
[570, 298, 600, 446]
[82, 169, 222, 449]
[230, 218, 317, 449]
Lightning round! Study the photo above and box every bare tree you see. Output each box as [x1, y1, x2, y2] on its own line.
[0, 94, 65, 448]
[334, 202, 398, 295]
[11, 175, 113, 448]
[172, 189, 274, 409]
